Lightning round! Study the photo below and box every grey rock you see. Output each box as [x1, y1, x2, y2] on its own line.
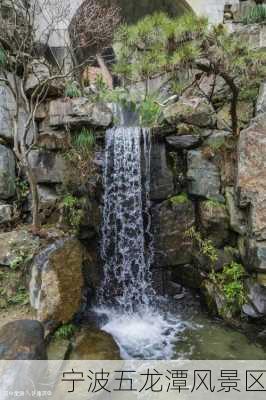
[225, 187, 247, 235]
[36, 129, 70, 150]
[249, 240, 266, 273]
[198, 200, 230, 247]
[163, 96, 216, 128]
[0, 144, 16, 199]
[256, 82, 266, 115]
[237, 113, 266, 239]
[150, 143, 174, 201]
[28, 149, 68, 184]
[205, 130, 233, 147]
[242, 281, 266, 319]
[233, 23, 266, 50]
[166, 135, 201, 149]
[37, 185, 59, 209]
[0, 204, 13, 224]
[0, 320, 47, 360]
[187, 149, 223, 201]
[25, 61, 50, 92]
[0, 76, 35, 144]
[48, 98, 112, 129]
[152, 198, 195, 267]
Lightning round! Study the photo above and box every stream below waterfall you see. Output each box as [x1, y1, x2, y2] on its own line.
[91, 112, 266, 361]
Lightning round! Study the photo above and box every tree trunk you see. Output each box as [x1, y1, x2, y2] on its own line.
[196, 62, 239, 136]
[96, 53, 113, 90]
[26, 163, 40, 233]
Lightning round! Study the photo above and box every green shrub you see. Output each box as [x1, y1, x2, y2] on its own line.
[9, 246, 34, 271]
[72, 128, 95, 157]
[139, 96, 161, 127]
[55, 323, 76, 340]
[8, 288, 29, 306]
[214, 262, 247, 313]
[65, 81, 82, 98]
[185, 227, 218, 265]
[62, 194, 83, 231]
[242, 5, 266, 24]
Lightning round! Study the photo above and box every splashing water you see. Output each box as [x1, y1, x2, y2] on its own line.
[96, 116, 186, 359]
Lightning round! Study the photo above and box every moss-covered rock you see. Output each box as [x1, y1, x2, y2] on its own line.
[69, 327, 121, 360]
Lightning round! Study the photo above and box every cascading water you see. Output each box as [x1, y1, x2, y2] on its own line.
[99, 126, 154, 312]
[95, 107, 188, 359]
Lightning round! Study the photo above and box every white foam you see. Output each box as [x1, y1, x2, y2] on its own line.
[96, 307, 189, 359]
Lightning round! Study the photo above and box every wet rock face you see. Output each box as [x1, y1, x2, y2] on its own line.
[0, 145, 16, 200]
[187, 149, 223, 201]
[30, 238, 84, 329]
[163, 96, 216, 128]
[152, 198, 195, 268]
[150, 143, 174, 201]
[0, 320, 47, 360]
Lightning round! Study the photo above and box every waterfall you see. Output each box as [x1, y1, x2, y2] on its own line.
[99, 125, 155, 313]
[95, 107, 186, 360]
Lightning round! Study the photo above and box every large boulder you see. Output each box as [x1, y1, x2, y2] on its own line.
[48, 98, 112, 129]
[0, 144, 16, 199]
[28, 149, 68, 184]
[163, 96, 216, 128]
[150, 143, 174, 201]
[187, 149, 223, 201]
[0, 320, 47, 359]
[198, 200, 230, 247]
[242, 281, 266, 319]
[0, 229, 40, 267]
[237, 113, 266, 240]
[152, 196, 195, 267]
[30, 238, 84, 328]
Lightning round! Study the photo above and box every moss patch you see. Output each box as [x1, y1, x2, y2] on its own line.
[170, 193, 188, 205]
